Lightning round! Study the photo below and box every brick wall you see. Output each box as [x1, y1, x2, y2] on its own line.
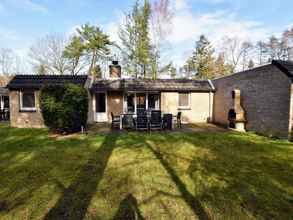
[107, 91, 123, 121]
[213, 64, 292, 138]
[9, 90, 45, 128]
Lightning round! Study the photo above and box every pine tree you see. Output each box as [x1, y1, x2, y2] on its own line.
[248, 59, 255, 69]
[64, 24, 112, 76]
[63, 36, 85, 75]
[184, 35, 215, 79]
[214, 53, 233, 77]
[119, 0, 152, 78]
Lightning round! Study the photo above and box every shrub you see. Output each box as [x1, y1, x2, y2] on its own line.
[40, 83, 88, 133]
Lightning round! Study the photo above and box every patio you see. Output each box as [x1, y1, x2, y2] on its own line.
[87, 123, 228, 135]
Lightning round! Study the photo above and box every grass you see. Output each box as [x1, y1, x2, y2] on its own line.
[0, 123, 292, 220]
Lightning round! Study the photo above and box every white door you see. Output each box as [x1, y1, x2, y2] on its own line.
[95, 93, 108, 122]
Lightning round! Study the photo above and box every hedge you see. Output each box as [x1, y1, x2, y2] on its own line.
[39, 83, 88, 133]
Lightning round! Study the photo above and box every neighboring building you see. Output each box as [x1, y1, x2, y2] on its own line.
[0, 76, 11, 121]
[7, 75, 89, 128]
[213, 60, 293, 138]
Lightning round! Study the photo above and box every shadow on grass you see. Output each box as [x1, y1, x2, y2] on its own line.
[113, 194, 145, 220]
[144, 140, 210, 220]
[148, 132, 293, 219]
[44, 134, 119, 220]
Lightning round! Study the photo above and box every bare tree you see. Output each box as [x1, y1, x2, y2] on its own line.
[0, 48, 14, 75]
[282, 28, 293, 60]
[266, 35, 283, 61]
[29, 34, 69, 75]
[0, 48, 25, 75]
[150, 0, 174, 78]
[221, 37, 253, 72]
[255, 41, 268, 65]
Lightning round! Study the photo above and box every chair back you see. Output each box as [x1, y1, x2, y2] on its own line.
[163, 114, 173, 130]
[136, 114, 148, 129]
[111, 112, 114, 120]
[177, 112, 182, 120]
[122, 114, 134, 129]
[150, 111, 162, 124]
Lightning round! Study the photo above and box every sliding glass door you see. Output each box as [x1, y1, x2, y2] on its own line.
[124, 92, 160, 114]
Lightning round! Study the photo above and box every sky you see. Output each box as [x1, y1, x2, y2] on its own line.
[0, 0, 293, 70]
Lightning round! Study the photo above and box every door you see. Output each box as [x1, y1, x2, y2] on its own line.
[95, 93, 107, 122]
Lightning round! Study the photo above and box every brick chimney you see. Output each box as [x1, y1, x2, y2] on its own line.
[109, 61, 121, 78]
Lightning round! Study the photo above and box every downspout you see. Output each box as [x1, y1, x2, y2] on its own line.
[208, 80, 215, 123]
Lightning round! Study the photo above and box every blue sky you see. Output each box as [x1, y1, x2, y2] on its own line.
[0, 0, 293, 68]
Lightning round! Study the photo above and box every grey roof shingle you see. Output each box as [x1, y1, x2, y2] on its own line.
[92, 79, 214, 92]
[7, 75, 88, 90]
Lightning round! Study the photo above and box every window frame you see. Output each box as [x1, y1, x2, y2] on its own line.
[178, 92, 191, 110]
[19, 90, 37, 112]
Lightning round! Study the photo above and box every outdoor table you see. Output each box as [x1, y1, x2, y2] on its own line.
[119, 112, 174, 130]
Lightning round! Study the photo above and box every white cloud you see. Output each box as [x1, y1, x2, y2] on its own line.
[174, 0, 189, 10]
[6, 0, 48, 13]
[166, 2, 271, 66]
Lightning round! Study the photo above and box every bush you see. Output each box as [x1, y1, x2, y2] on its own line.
[40, 83, 88, 133]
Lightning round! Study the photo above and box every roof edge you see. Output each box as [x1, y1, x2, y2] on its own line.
[272, 60, 293, 79]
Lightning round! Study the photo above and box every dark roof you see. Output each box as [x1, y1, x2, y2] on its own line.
[272, 60, 293, 78]
[7, 75, 88, 90]
[92, 79, 214, 92]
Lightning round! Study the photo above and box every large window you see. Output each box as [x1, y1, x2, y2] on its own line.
[148, 94, 160, 110]
[178, 93, 191, 109]
[20, 91, 36, 111]
[136, 93, 146, 113]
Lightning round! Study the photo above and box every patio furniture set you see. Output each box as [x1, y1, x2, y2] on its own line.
[111, 111, 182, 130]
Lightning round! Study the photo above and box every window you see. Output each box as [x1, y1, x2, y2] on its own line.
[96, 93, 106, 113]
[125, 93, 135, 113]
[20, 91, 36, 111]
[136, 93, 146, 113]
[178, 93, 190, 109]
[148, 94, 160, 110]
[3, 96, 9, 109]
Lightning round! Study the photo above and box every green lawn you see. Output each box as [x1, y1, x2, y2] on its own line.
[0, 123, 292, 220]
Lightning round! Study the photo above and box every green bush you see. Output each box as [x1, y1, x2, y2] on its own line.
[40, 83, 88, 133]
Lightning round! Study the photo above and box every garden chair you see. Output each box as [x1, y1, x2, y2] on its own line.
[149, 110, 162, 130]
[135, 112, 148, 130]
[174, 112, 182, 128]
[111, 112, 121, 129]
[122, 114, 135, 129]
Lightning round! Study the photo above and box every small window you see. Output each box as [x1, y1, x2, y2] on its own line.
[178, 93, 191, 109]
[20, 91, 36, 111]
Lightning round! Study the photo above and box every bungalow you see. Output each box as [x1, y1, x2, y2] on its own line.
[6, 64, 215, 128]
